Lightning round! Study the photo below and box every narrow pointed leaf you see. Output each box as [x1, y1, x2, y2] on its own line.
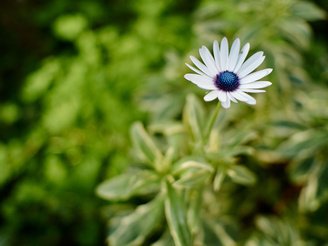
[227, 165, 257, 186]
[213, 169, 226, 192]
[96, 171, 160, 201]
[131, 122, 163, 168]
[174, 169, 212, 188]
[201, 216, 237, 246]
[165, 181, 192, 246]
[173, 159, 213, 174]
[151, 230, 174, 246]
[109, 195, 165, 246]
[183, 94, 205, 143]
[187, 189, 203, 235]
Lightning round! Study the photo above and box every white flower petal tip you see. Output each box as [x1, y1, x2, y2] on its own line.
[185, 37, 273, 108]
[266, 68, 273, 75]
[204, 90, 219, 101]
[221, 98, 231, 109]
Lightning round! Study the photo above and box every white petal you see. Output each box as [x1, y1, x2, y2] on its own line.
[213, 40, 221, 71]
[231, 90, 248, 102]
[190, 56, 215, 77]
[227, 92, 238, 103]
[219, 37, 229, 71]
[240, 69, 273, 84]
[238, 54, 265, 78]
[238, 91, 256, 105]
[241, 89, 266, 93]
[239, 81, 272, 89]
[199, 46, 218, 75]
[233, 43, 250, 73]
[185, 63, 210, 78]
[227, 38, 240, 71]
[238, 52, 263, 74]
[184, 74, 217, 90]
[218, 90, 227, 102]
[204, 90, 219, 101]
[221, 98, 231, 108]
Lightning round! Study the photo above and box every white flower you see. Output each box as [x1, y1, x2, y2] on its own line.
[184, 37, 273, 108]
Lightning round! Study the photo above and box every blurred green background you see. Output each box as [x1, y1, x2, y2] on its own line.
[0, 0, 328, 245]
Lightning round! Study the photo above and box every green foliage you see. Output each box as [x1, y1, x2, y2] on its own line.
[97, 95, 268, 245]
[109, 195, 164, 246]
[131, 122, 164, 170]
[165, 181, 192, 246]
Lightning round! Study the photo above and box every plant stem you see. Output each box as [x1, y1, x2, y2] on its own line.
[204, 102, 221, 143]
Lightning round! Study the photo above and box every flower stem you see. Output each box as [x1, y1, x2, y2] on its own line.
[204, 102, 221, 143]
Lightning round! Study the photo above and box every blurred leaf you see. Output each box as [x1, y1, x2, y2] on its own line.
[183, 94, 205, 144]
[199, 216, 237, 246]
[213, 169, 226, 192]
[173, 158, 213, 174]
[42, 96, 81, 133]
[280, 130, 328, 158]
[173, 158, 213, 187]
[187, 189, 202, 235]
[246, 216, 303, 246]
[291, 1, 326, 21]
[130, 122, 163, 169]
[273, 120, 307, 130]
[278, 19, 310, 48]
[151, 95, 184, 122]
[165, 181, 191, 246]
[174, 169, 212, 188]
[151, 230, 174, 246]
[299, 160, 328, 212]
[149, 122, 188, 162]
[53, 14, 88, 40]
[22, 59, 60, 102]
[288, 157, 315, 183]
[109, 195, 164, 246]
[0, 103, 20, 124]
[316, 161, 328, 202]
[227, 165, 257, 186]
[225, 125, 257, 148]
[96, 170, 160, 201]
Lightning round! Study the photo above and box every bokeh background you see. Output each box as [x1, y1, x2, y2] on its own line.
[1, 0, 328, 245]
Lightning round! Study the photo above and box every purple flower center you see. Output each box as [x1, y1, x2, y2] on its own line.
[214, 71, 240, 92]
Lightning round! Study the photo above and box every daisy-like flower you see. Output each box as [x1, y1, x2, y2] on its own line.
[184, 37, 273, 108]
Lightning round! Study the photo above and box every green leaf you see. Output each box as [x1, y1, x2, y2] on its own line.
[299, 160, 328, 212]
[280, 130, 328, 158]
[173, 158, 213, 174]
[226, 125, 257, 147]
[148, 122, 187, 162]
[22, 59, 60, 102]
[187, 189, 203, 235]
[174, 169, 212, 188]
[292, 1, 326, 21]
[200, 216, 237, 246]
[130, 122, 163, 169]
[96, 170, 160, 201]
[151, 230, 174, 246]
[288, 157, 315, 183]
[172, 158, 213, 188]
[227, 165, 257, 186]
[213, 169, 226, 192]
[109, 195, 164, 246]
[53, 14, 88, 40]
[165, 181, 192, 246]
[183, 94, 205, 144]
[273, 120, 307, 130]
[249, 216, 302, 246]
[316, 162, 328, 202]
